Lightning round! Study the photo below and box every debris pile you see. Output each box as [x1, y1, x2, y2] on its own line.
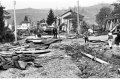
[1, 36, 120, 78]
[0, 38, 62, 70]
[51, 40, 120, 78]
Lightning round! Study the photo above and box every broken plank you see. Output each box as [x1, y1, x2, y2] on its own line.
[15, 49, 51, 54]
[43, 39, 62, 45]
[9, 45, 30, 50]
[81, 52, 109, 65]
[27, 39, 42, 43]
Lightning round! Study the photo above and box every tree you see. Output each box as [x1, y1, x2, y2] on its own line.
[46, 9, 55, 25]
[72, 18, 78, 32]
[0, 6, 15, 42]
[112, 3, 120, 15]
[0, 6, 4, 37]
[81, 21, 88, 34]
[24, 15, 29, 22]
[72, 18, 88, 34]
[96, 7, 111, 26]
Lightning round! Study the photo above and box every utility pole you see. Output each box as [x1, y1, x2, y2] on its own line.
[77, 0, 80, 34]
[14, 0, 17, 42]
[57, 17, 60, 39]
[56, 8, 60, 39]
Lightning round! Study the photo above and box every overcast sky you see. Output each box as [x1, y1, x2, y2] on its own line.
[0, 0, 117, 10]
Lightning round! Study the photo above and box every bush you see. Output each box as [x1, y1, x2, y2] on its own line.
[5, 31, 15, 42]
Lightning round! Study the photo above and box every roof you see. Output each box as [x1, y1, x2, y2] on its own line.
[4, 10, 10, 15]
[20, 21, 30, 25]
[61, 9, 73, 17]
[104, 14, 120, 23]
[3, 10, 11, 19]
[63, 12, 84, 20]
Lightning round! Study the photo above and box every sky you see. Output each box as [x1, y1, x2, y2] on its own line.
[0, 0, 118, 10]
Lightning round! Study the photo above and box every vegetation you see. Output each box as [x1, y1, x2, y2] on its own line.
[0, 6, 4, 42]
[96, 7, 111, 26]
[46, 9, 55, 25]
[81, 21, 89, 34]
[112, 3, 120, 15]
[24, 15, 29, 22]
[0, 6, 15, 42]
[4, 27, 15, 42]
[72, 18, 78, 33]
[72, 18, 88, 34]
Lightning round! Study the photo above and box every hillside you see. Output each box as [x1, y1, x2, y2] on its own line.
[78, 3, 113, 25]
[6, 3, 113, 25]
[6, 8, 67, 25]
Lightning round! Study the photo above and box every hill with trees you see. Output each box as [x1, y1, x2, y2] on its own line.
[6, 3, 113, 25]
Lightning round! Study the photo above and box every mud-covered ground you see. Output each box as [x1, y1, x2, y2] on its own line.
[0, 38, 120, 78]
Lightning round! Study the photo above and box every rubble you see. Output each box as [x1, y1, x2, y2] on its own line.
[50, 39, 120, 78]
[0, 38, 62, 70]
[0, 36, 120, 78]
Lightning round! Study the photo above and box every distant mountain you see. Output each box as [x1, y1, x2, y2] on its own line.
[6, 8, 67, 25]
[6, 3, 113, 25]
[80, 3, 113, 25]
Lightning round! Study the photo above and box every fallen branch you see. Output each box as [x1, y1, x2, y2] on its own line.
[81, 51, 109, 65]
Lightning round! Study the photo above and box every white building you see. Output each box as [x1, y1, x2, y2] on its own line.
[18, 21, 31, 30]
[56, 10, 84, 34]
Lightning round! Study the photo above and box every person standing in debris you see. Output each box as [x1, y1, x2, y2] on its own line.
[84, 35, 89, 43]
[53, 27, 57, 38]
[84, 31, 89, 43]
[115, 29, 120, 46]
[108, 31, 113, 49]
[37, 29, 42, 38]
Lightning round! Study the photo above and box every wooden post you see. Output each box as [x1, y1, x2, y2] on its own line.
[109, 20, 113, 31]
[93, 25, 94, 34]
[67, 19, 70, 34]
[57, 17, 60, 39]
[14, 0, 17, 42]
[77, 0, 80, 34]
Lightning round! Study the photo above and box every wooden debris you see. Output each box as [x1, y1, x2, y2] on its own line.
[26, 39, 42, 43]
[81, 52, 109, 65]
[15, 49, 51, 54]
[9, 45, 30, 51]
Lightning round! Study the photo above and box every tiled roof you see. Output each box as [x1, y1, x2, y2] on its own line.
[63, 12, 84, 20]
[19, 21, 30, 25]
[104, 14, 120, 23]
[61, 10, 72, 17]
[3, 10, 11, 19]
[4, 10, 10, 15]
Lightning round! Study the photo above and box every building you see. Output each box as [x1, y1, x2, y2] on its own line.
[104, 1, 120, 32]
[17, 21, 31, 30]
[56, 10, 84, 34]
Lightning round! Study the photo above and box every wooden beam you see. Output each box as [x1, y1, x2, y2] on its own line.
[15, 49, 51, 54]
[81, 52, 109, 65]
[77, 0, 80, 34]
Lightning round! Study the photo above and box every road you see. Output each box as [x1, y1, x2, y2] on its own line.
[89, 35, 117, 41]
[89, 34, 120, 56]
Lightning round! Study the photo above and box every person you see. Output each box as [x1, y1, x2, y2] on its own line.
[84, 35, 89, 43]
[115, 29, 120, 46]
[53, 27, 57, 38]
[84, 31, 89, 43]
[37, 29, 42, 38]
[108, 31, 113, 49]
